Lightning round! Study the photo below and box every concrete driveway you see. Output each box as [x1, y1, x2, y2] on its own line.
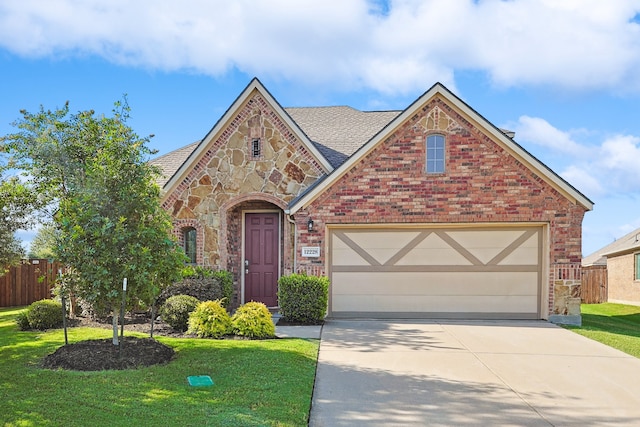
[309, 320, 640, 426]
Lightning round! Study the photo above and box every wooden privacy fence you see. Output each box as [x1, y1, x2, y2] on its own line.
[0, 259, 61, 308]
[581, 265, 608, 304]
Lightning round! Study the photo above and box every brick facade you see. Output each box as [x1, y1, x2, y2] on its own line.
[294, 97, 587, 317]
[160, 81, 589, 319]
[607, 253, 640, 305]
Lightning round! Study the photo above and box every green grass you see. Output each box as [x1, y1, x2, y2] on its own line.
[0, 306, 319, 427]
[566, 303, 640, 358]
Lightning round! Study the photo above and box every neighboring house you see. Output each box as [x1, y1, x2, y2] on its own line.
[582, 227, 640, 306]
[151, 78, 593, 323]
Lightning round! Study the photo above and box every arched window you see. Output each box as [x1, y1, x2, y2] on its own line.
[183, 227, 197, 264]
[426, 134, 445, 174]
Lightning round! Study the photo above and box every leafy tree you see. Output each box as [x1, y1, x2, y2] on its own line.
[27, 223, 57, 259]
[2, 99, 186, 343]
[0, 177, 37, 270]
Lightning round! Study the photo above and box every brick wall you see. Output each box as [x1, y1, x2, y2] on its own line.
[607, 253, 640, 305]
[295, 97, 587, 317]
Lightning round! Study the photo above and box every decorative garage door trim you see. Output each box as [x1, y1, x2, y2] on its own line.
[328, 225, 544, 319]
[332, 229, 540, 273]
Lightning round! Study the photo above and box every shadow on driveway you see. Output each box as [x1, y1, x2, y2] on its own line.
[310, 320, 640, 426]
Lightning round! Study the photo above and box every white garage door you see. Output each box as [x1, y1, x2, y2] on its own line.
[328, 226, 543, 319]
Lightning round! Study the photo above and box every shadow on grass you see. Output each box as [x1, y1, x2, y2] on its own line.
[0, 307, 318, 427]
[579, 312, 640, 339]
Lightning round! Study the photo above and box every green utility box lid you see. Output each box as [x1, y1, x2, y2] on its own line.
[187, 375, 214, 387]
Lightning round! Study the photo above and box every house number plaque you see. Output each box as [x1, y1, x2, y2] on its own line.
[301, 247, 321, 257]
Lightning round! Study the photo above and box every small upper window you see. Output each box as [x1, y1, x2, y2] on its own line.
[184, 227, 197, 264]
[635, 253, 640, 281]
[426, 134, 445, 174]
[251, 138, 261, 157]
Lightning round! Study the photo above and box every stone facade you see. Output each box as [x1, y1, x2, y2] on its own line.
[293, 97, 587, 318]
[163, 91, 325, 303]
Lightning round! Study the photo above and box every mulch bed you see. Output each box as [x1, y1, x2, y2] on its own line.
[42, 337, 175, 371]
[40, 314, 321, 371]
[41, 315, 183, 371]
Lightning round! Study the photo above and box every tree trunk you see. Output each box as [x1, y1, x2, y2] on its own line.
[150, 305, 156, 338]
[112, 309, 119, 345]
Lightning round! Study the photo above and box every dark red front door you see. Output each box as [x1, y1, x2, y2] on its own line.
[244, 212, 279, 307]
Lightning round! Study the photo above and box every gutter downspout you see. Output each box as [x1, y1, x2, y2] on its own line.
[285, 210, 297, 274]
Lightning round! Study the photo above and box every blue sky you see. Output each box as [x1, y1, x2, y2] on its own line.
[1, 0, 640, 256]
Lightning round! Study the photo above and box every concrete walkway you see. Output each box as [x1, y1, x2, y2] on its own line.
[309, 320, 640, 426]
[275, 324, 322, 339]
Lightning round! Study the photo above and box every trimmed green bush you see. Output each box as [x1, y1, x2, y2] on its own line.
[160, 294, 200, 332]
[232, 301, 276, 339]
[15, 311, 31, 331]
[187, 300, 232, 338]
[157, 269, 234, 308]
[211, 270, 234, 305]
[278, 273, 329, 324]
[24, 299, 63, 330]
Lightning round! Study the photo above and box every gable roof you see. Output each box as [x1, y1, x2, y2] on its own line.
[288, 82, 594, 214]
[159, 78, 334, 198]
[582, 227, 640, 266]
[286, 106, 401, 168]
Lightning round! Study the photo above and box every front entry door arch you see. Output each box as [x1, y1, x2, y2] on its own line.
[243, 211, 280, 307]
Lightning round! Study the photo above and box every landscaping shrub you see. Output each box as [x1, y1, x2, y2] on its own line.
[278, 273, 329, 324]
[24, 299, 64, 330]
[187, 300, 232, 338]
[157, 268, 233, 308]
[159, 294, 200, 332]
[15, 311, 31, 331]
[232, 301, 276, 339]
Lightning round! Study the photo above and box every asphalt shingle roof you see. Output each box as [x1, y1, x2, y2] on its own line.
[149, 141, 199, 188]
[582, 226, 640, 266]
[285, 106, 401, 168]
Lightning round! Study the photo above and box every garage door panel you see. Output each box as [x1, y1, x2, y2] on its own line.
[332, 272, 538, 295]
[332, 272, 538, 296]
[395, 239, 473, 265]
[329, 226, 543, 319]
[499, 234, 539, 265]
[332, 295, 538, 315]
[345, 231, 420, 265]
[447, 230, 527, 264]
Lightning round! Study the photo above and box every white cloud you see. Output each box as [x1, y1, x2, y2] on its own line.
[597, 134, 640, 192]
[512, 116, 640, 198]
[513, 116, 586, 156]
[560, 165, 603, 197]
[1, 0, 640, 94]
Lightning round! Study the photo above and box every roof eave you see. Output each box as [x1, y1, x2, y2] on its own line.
[602, 244, 640, 259]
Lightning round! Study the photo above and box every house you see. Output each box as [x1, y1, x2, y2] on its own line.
[151, 78, 593, 323]
[582, 227, 640, 306]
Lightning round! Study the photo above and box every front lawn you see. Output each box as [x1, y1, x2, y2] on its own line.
[0, 306, 319, 427]
[566, 303, 640, 358]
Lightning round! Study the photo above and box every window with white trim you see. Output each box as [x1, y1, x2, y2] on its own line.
[426, 134, 445, 174]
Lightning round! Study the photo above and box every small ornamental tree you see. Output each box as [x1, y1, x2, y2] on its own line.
[2, 99, 186, 345]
